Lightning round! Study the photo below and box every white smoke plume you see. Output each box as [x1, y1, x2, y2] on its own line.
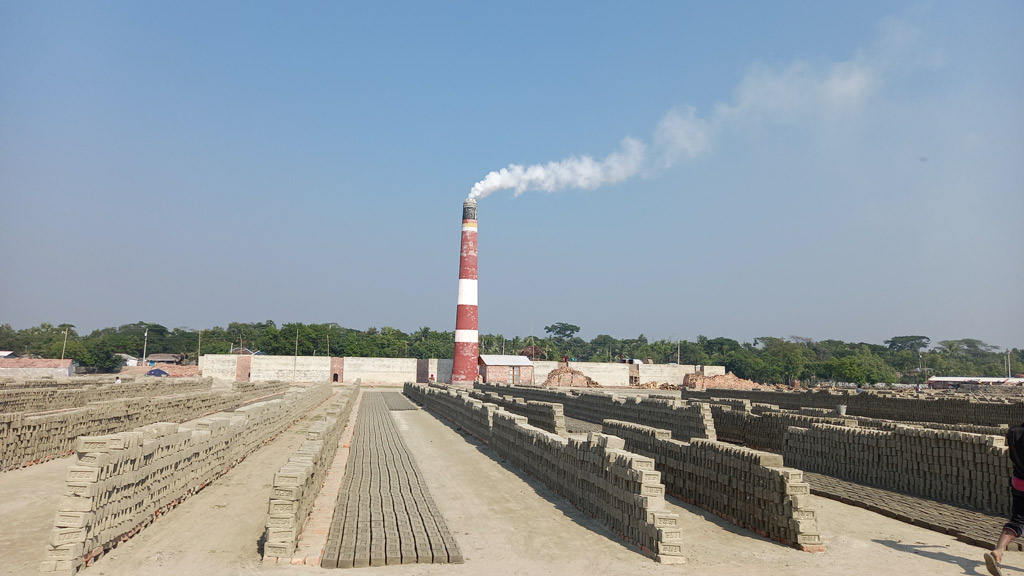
[468, 137, 647, 201]
[468, 18, 901, 201]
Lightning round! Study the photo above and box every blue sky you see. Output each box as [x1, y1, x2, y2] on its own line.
[1, 1, 1021, 349]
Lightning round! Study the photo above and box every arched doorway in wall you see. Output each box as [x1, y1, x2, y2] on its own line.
[332, 373, 339, 382]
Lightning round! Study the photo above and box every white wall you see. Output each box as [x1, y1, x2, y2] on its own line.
[200, 355, 237, 381]
[342, 357, 418, 384]
[251, 355, 332, 382]
[637, 364, 697, 386]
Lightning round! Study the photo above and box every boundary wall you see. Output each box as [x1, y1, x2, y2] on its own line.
[41, 384, 331, 576]
[679, 389, 1024, 426]
[264, 385, 360, 558]
[468, 390, 566, 435]
[784, 423, 1011, 515]
[474, 383, 716, 443]
[2, 382, 288, 472]
[602, 419, 823, 551]
[403, 383, 684, 563]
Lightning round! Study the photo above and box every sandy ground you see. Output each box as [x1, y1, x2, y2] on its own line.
[1, 387, 1016, 576]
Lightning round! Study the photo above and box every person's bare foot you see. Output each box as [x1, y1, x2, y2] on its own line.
[985, 551, 1003, 576]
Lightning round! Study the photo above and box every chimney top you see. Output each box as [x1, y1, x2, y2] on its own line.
[463, 199, 477, 221]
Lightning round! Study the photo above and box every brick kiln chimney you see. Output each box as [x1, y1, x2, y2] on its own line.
[452, 199, 479, 385]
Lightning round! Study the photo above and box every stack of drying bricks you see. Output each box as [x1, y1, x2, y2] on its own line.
[475, 384, 716, 443]
[703, 406, 856, 453]
[468, 390, 567, 435]
[263, 388, 358, 560]
[857, 417, 1008, 436]
[2, 383, 291, 472]
[40, 384, 330, 576]
[405, 384, 683, 563]
[603, 419, 823, 552]
[488, 411, 684, 563]
[682, 388, 1024, 427]
[783, 423, 1011, 515]
[403, 384, 495, 443]
[0, 378, 215, 413]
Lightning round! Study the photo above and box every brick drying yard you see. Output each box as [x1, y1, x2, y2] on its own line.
[1, 375, 1019, 576]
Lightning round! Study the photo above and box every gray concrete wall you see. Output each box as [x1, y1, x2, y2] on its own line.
[429, 359, 453, 383]
[250, 355, 332, 382]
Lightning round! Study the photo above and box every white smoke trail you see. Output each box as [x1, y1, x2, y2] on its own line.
[468, 137, 646, 201]
[468, 19, 894, 201]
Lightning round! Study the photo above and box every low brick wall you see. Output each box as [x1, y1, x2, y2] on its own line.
[40, 384, 331, 575]
[783, 423, 1011, 515]
[602, 419, 823, 551]
[468, 390, 567, 435]
[474, 383, 716, 442]
[1, 382, 289, 472]
[263, 386, 360, 558]
[404, 383, 684, 562]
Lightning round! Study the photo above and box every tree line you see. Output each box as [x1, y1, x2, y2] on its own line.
[0, 321, 1019, 385]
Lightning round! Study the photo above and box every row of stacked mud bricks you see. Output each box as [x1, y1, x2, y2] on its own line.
[470, 384, 825, 551]
[686, 389, 1015, 516]
[679, 388, 1024, 427]
[468, 390, 567, 435]
[0, 378, 215, 413]
[263, 385, 360, 559]
[784, 423, 1012, 515]
[40, 383, 331, 576]
[403, 383, 685, 563]
[1, 379, 289, 472]
[602, 419, 823, 550]
[473, 383, 716, 443]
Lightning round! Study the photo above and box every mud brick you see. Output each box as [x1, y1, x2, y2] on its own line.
[48, 527, 87, 547]
[65, 466, 100, 483]
[43, 543, 84, 561]
[53, 511, 94, 529]
[263, 542, 292, 558]
[268, 500, 299, 514]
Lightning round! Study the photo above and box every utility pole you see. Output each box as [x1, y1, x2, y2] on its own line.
[60, 329, 69, 361]
[1009, 349, 1013, 378]
[197, 329, 202, 364]
[142, 328, 149, 367]
[293, 328, 299, 382]
[327, 332, 330, 358]
[677, 339, 681, 364]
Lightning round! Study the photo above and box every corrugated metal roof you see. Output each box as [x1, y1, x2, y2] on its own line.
[479, 354, 533, 367]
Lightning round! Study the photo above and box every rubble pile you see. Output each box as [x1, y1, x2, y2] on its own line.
[543, 367, 601, 388]
[683, 371, 760, 391]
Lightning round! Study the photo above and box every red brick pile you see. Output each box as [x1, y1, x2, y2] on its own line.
[543, 366, 601, 388]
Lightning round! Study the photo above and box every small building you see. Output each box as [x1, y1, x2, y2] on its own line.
[145, 353, 182, 366]
[115, 353, 138, 367]
[0, 358, 73, 378]
[478, 355, 533, 385]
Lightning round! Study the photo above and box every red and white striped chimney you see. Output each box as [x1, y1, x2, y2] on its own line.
[452, 199, 479, 385]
